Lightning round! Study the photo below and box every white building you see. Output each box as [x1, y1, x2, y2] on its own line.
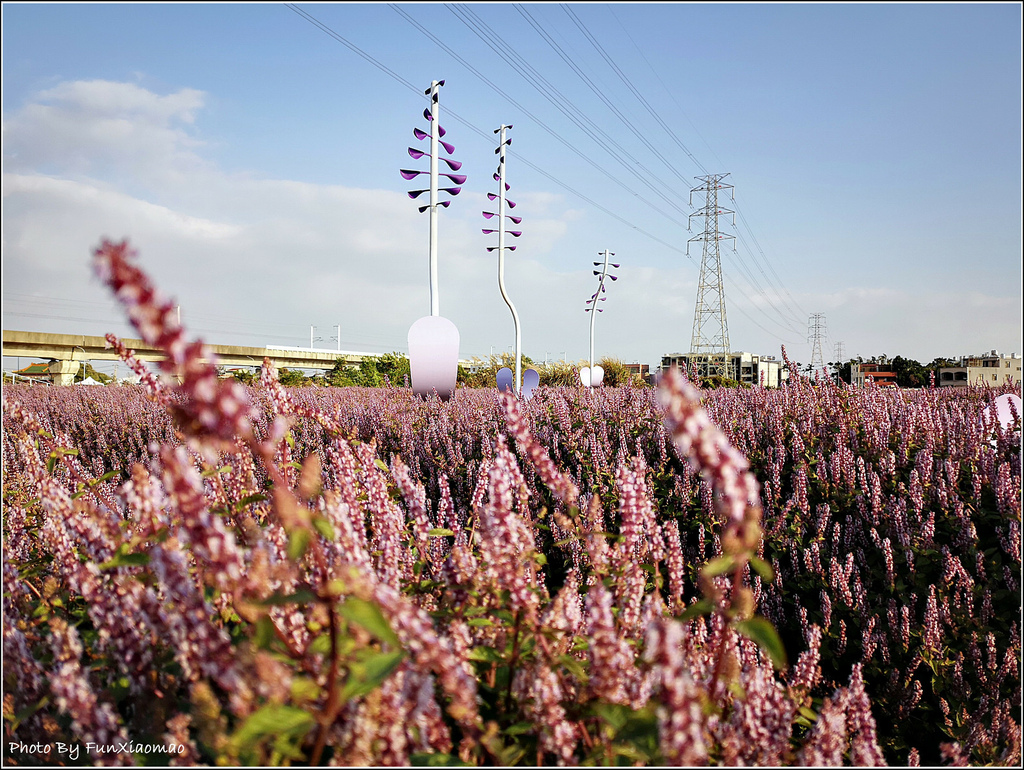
[660, 351, 789, 388]
[939, 350, 1022, 388]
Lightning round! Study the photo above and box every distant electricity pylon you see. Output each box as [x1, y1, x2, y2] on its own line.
[808, 313, 827, 373]
[833, 340, 846, 362]
[687, 173, 735, 378]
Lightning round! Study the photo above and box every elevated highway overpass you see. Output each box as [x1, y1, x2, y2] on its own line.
[2, 330, 371, 384]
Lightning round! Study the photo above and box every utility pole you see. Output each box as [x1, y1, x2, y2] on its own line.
[808, 313, 827, 374]
[688, 173, 735, 378]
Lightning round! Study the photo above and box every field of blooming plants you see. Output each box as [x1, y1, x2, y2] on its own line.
[3, 240, 1021, 767]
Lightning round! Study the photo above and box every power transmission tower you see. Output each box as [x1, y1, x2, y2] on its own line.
[808, 313, 827, 374]
[687, 173, 735, 378]
[833, 341, 845, 362]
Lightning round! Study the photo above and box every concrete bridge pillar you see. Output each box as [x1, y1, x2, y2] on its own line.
[48, 359, 81, 386]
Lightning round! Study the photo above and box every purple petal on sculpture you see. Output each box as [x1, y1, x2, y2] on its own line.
[487, 193, 498, 201]
[401, 169, 424, 180]
[509, 231, 522, 237]
[504, 182, 510, 191]
[506, 200, 516, 208]
[443, 158, 463, 171]
[594, 270, 601, 275]
[408, 147, 427, 159]
[438, 124, 446, 137]
[414, 127, 429, 141]
[482, 229, 496, 234]
[496, 367, 513, 393]
[611, 263, 621, 268]
[608, 275, 618, 280]
[443, 173, 468, 184]
[442, 187, 462, 195]
[508, 216, 522, 224]
[508, 246, 516, 251]
[418, 204, 430, 213]
[482, 211, 495, 218]
[439, 200, 451, 208]
[423, 108, 432, 121]
[493, 173, 501, 182]
[408, 189, 429, 199]
[440, 139, 456, 154]
[521, 367, 539, 400]
[593, 262, 601, 266]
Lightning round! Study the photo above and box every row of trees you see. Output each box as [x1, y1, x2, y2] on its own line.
[226, 353, 651, 389]
[829, 355, 962, 387]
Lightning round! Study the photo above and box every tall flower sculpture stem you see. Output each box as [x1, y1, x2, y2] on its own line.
[483, 124, 524, 393]
[583, 250, 619, 387]
[402, 80, 465, 398]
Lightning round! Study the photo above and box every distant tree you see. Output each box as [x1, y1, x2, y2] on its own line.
[891, 356, 929, 388]
[700, 374, 747, 390]
[374, 352, 411, 388]
[74, 362, 113, 384]
[278, 368, 310, 387]
[326, 357, 360, 387]
[325, 353, 411, 388]
[228, 368, 258, 386]
[831, 360, 853, 385]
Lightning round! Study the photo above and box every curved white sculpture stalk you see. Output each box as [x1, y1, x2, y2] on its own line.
[483, 125, 526, 394]
[584, 250, 619, 388]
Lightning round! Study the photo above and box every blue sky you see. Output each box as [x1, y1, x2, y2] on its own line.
[3, 2, 1021, 376]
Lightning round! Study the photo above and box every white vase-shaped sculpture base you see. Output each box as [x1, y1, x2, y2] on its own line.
[408, 316, 460, 399]
[580, 365, 604, 387]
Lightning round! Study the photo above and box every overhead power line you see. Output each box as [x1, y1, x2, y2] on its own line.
[285, 2, 694, 257]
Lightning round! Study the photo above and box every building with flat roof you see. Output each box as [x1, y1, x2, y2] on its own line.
[938, 350, 1022, 388]
[661, 351, 789, 388]
[851, 362, 898, 388]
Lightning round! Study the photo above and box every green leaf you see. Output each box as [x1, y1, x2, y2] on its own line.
[734, 616, 788, 670]
[466, 645, 503, 663]
[555, 654, 589, 684]
[97, 546, 150, 571]
[428, 528, 455, 537]
[290, 676, 321, 703]
[254, 615, 276, 649]
[236, 493, 268, 507]
[231, 704, 315, 763]
[259, 589, 318, 606]
[503, 721, 536, 736]
[338, 596, 401, 647]
[467, 617, 494, 628]
[339, 649, 405, 702]
[287, 528, 311, 561]
[677, 598, 714, 621]
[410, 752, 472, 767]
[592, 702, 631, 730]
[701, 554, 735, 577]
[748, 556, 775, 582]
[312, 516, 336, 541]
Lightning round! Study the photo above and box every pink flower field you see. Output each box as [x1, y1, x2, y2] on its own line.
[2, 241, 1020, 766]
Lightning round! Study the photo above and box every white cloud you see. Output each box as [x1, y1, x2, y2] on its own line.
[3, 80, 208, 182]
